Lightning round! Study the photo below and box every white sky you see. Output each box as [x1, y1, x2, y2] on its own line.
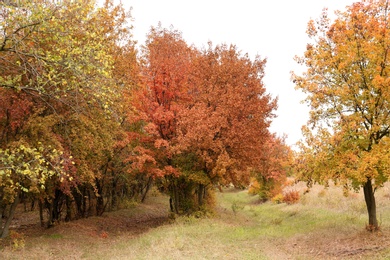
[124, 0, 357, 147]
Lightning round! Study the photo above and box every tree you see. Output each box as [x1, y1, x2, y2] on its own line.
[131, 26, 194, 213]
[0, 141, 70, 237]
[0, 0, 135, 233]
[252, 134, 292, 201]
[0, 0, 117, 111]
[293, 0, 390, 230]
[177, 43, 277, 208]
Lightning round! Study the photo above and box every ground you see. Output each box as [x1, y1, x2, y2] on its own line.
[1, 183, 390, 259]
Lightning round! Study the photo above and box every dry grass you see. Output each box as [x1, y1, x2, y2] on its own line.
[1, 182, 390, 259]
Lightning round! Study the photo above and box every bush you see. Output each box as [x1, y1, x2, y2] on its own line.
[283, 190, 300, 204]
[250, 176, 285, 202]
[271, 193, 284, 204]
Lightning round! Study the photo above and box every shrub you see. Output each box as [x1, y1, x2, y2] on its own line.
[248, 178, 261, 195]
[272, 193, 284, 204]
[9, 231, 25, 250]
[251, 176, 285, 202]
[283, 190, 300, 204]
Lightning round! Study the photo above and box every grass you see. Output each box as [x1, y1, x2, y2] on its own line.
[2, 182, 390, 259]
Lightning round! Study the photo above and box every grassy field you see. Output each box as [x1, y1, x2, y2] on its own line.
[2, 182, 390, 259]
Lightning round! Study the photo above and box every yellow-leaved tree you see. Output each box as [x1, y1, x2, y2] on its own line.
[0, 0, 133, 235]
[293, 0, 390, 231]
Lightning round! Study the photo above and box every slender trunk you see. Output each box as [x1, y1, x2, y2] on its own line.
[0, 201, 5, 221]
[141, 176, 153, 203]
[30, 199, 35, 211]
[95, 178, 105, 216]
[169, 178, 179, 214]
[110, 179, 118, 211]
[363, 178, 378, 231]
[87, 188, 92, 217]
[39, 199, 44, 227]
[73, 187, 86, 219]
[169, 197, 174, 212]
[51, 189, 64, 225]
[198, 184, 204, 207]
[22, 193, 27, 212]
[0, 195, 20, 238]
[45, 199, 53, 227]
[65, 196, 72, 222]
[174, 183, 179, 214]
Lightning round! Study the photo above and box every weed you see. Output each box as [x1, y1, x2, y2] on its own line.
[118, 198, 138, 209]
[9, 231, 25, 251]
[318, 189, 327, 197]
[288, 210, 298, 217]
[271, 218, 283, 225]
[231, 200, 244, 215]
[300, 194, 308, 205]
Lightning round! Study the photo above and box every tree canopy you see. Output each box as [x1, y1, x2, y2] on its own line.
[293, 0, 390, 230]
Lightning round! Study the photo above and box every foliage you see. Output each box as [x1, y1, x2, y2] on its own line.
[177, 43, 277, 189]
[0, 0, 119, 110]
[133, 27, 278, 214]
[231, 200, 245, 215]
[0, 141, 70, 203]
[271, 193, 284, 204]
[132, 25, 192, 177]
[248, 178, 261, 195]
[0, 0, 139, 235]
[283, 190, 300, 205]
[9, 231, 25, 251]
[251, 135, 292, 201]
[293, 0, 390, 229]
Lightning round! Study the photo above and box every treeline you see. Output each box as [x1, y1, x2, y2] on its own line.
[0, 0, 291, 238]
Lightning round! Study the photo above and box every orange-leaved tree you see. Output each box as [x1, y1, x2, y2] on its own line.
[131, 26, 194, 213]
[293, 0, 390, 230]
[252, 134, 292, 201]
[176, 43, 277, 209]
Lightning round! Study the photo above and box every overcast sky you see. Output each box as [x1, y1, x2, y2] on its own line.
[124, 0, 357, 147]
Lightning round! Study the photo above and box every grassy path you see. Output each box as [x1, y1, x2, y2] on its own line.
[2, 184, 390, 259]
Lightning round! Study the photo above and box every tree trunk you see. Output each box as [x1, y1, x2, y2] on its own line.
[172, 182, 179, 214]
[52, 189, 64, 224]
[110, 179, 118, 211]
[73, 187, 86, 219]
[39, 199, 44, 227]
[197, 184, 204, 207]
[65, 195, 72, 222]
[45, 199, 53, 227]
[141, 176, 153, 203]
[363, 178, 378, 231]
[95, 178, 105, 216]
[0, 202, 5, 221]
[169, 180, 179, 214]
[0, 195, 20, 238]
